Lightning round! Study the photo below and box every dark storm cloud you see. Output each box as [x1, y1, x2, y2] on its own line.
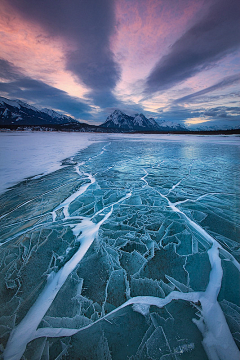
[175, 73, 240, 103]
[145, 0, 240, 93]
[7, 0, 120, 91]
[0, 59, 92, 119]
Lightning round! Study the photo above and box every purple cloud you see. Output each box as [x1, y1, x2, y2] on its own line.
[145, 0, 240, 93]
[7, 0, 120, 92]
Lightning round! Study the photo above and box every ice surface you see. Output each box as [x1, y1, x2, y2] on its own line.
[0, 134, 239, 359]
[0, 132, 97, 194]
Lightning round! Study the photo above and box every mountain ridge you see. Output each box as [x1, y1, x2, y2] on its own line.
[99, 110, 161, 131]
[100, 109, 187, 132]
[0, 97, 81, 126]
[1, 97, 239, 133]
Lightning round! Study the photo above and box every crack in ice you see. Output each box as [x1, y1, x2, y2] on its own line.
[3, 163, 131, 360]
[2, 144, 239, 360]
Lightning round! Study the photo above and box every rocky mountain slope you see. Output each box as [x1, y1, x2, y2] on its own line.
[100, 109, 188, 132]
[100, 110, 161, 131]
[0, 97, 81, 126]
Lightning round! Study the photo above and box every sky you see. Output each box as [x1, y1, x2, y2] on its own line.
[0, 0, 239, 129]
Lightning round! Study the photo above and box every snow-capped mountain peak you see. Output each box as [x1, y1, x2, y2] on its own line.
[133, 113, 160, 130]
[100, 110, 191, 132]
[0, 97, 21, 110]
[0, 97, 40, 112]
[157, 120, 187, 131]
[100, 110, 160, 131]
[0, 96, 79, 126]
[133, 113, 146, 126]
[41, 108, 71, 120]
[41, 108, 62, 118]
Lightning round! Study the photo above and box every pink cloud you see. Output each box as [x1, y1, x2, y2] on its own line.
[113, 0, 205, 85]
[0, 1, 89, 98]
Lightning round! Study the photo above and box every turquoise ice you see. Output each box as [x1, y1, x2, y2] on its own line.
[0, 135, 239, 360]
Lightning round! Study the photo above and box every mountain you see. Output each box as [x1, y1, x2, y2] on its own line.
[99, 110, 160, 131]
[0, 97, 81, 126]
[1, 98, 239, 134]
[157, 120, 187, 132]
[0, 96, 106, 132]
[100, 109, 189, 132]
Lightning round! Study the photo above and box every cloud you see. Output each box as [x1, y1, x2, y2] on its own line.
[175, 73, 240, 103]
[87, 87, 146, 114]
[203, 106, 240, 118]
[0, 59, 23, 81]
[0, 59, 92, 119]
[6, 0, 120, 92]
[145, 0, 240, 93]
[154, 103, 240, 128]
[155, 105, 201, 123]
[87, 89, 120, 109]
[0, 59, 145, 123]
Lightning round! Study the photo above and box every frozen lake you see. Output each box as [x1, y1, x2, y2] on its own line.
[0, 132, 239, 360]
[0, 132, 97, 194]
